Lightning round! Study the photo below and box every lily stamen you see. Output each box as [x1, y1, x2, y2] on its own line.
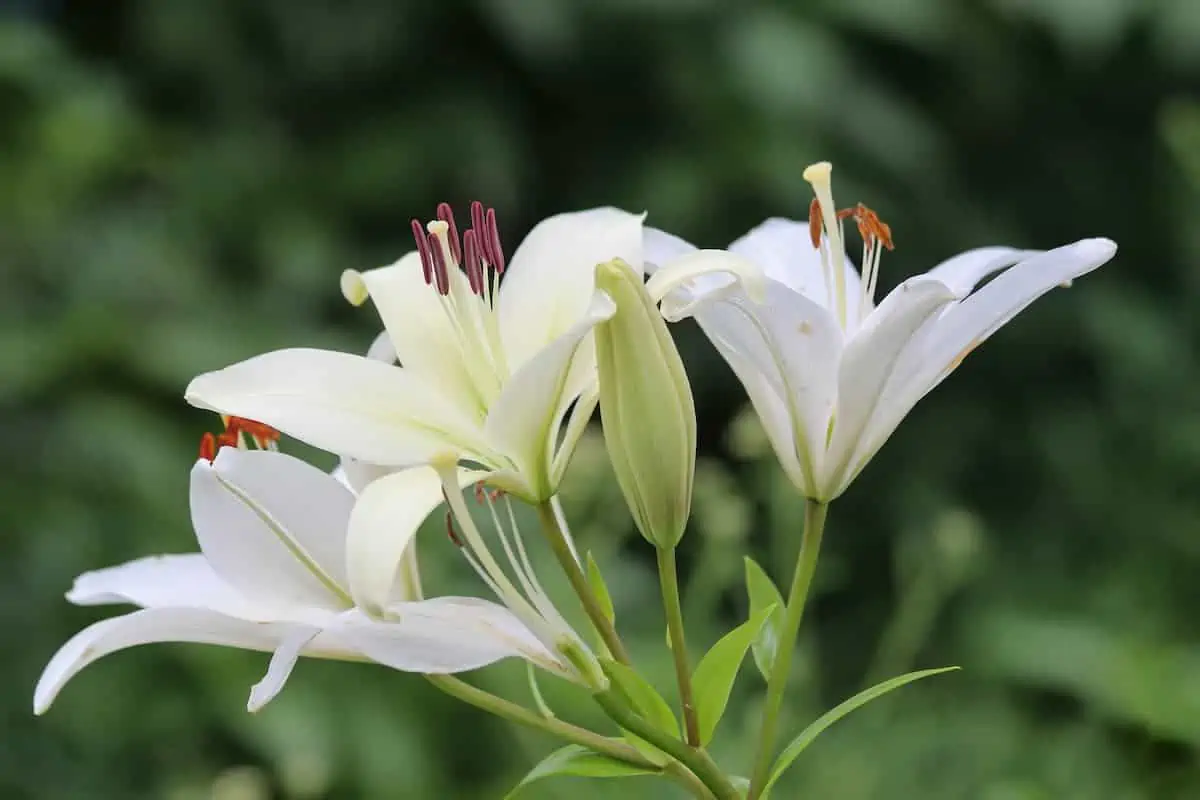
[838, 202, 895, 323]
[199, 416, 280, 462]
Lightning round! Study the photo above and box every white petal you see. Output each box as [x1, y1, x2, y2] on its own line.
[498, 208, 645, 371]
[486, 290, 617, 500]
[642, 226, 697, 270]
[646, 249, 766, 322]
[186, 348, 490, 466]
[66, 554, 267, 620]
[334, 599, 568, 677]
[333, 457, 394, 495]
[924, 246, 1033, 297]
[342, 255, 476, 399]
[365, 330, 397, 363]
[549, 386, 597, 488]
[700, 326, 808, 492]
[34, 608, 290, 715]
[822, 278, 958, 497]
[346, 465, 485, 614]
[210, 448, 356, 597]
[729, 217, 864, 319]
[191, 454, 347, 611]
[694, 280, 843, 486]
[849, 238, 1117, 484]
[247, 625, 322, 712]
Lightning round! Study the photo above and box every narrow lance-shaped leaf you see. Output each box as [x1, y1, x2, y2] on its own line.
[763, 667, 960, 795]
[586, 551, 616, 624]
[744, 556, 786, 680]
[691, 605, 776, 745]
[505, 744, 660, 798]
[601, 659, 679, 763]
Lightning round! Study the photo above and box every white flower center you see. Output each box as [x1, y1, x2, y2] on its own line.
[414, 202, 512, 408]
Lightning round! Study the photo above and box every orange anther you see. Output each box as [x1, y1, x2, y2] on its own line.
[808, 198, 823, 249]
[199, 432, 217, 463]
[843, 203, 894, 251]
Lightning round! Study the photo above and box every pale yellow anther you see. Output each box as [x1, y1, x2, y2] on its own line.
[340, 269, 369, 306]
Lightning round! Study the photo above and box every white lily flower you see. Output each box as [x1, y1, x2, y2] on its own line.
[34, 445, 573, 716]
[345, 457, 606, 689]
[645, 161, 1117, 502]
[185, 204, 648, 503]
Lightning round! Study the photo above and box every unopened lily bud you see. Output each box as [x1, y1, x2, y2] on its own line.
[593, 258, 696, 549]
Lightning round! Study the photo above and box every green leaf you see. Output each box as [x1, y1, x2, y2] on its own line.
[763, 667, 960, 794]
[506, 744, 659, 798]
[692, 605, 776, 745]
[587, 551, 616, 624]
[601, 659, 679, 762]
[744, 556, 786, 680]
[526, 662, 555, 719]
[602, 660, 679, 736]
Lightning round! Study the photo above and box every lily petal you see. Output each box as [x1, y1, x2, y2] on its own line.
[342, 255, 476, 399]
[925, 246, 1033, 297]
[34, 608, 291, 715]
[695, 280, 843, 486]
[186, 348, 490, 466]
[247, 625, 322, 712]
[498, 208, 645, 371]
[647, 249, 766, 322]
[850, 238, 1117, 483]
[66, 554, 266, 620]
[208, 448, 356, 599]
[365, 330, 396, 363]
[345, 465, 486, 615]
[485, 290, 618, 500]
[729, 217, 864, 319]
[823, 278, 958, 497]
[334, 599, 568, 677]
[643, 226, 697, 269]
[191, 454, 348, 611]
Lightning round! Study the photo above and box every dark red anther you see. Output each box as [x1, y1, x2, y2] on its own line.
[427, 232, 450, 295]
[199, 432, 217, 462]
[462, 229, 483, 295]
[412, 219, 433, 285]
[445, 510, 464, 548]
[484, 207, 505, 274]
[470, 201, 486, 246]
[436, 202, 462, 264]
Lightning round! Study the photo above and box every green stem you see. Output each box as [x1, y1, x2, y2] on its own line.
[747, 499, 828, 799]
[428, 675, 714, 798]
[594, 691, 740, 800]
[536, 501, 633, 665]
[426, 675, 647, 766]
[657, 546, 701, 746]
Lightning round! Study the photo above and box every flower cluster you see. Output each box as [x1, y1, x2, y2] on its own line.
[36, 164, 1116, 799]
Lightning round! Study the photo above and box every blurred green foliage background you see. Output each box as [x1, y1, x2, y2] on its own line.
[5, 1, 1200, 798]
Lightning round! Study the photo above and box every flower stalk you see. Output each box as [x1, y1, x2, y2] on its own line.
[657, 545, 700, 746]
[593, 690, 740, 800]
[747, 499, 829, 799]
[536, 502, 633, 666]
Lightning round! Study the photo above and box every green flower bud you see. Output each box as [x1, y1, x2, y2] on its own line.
[593, 258, 696, 549]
